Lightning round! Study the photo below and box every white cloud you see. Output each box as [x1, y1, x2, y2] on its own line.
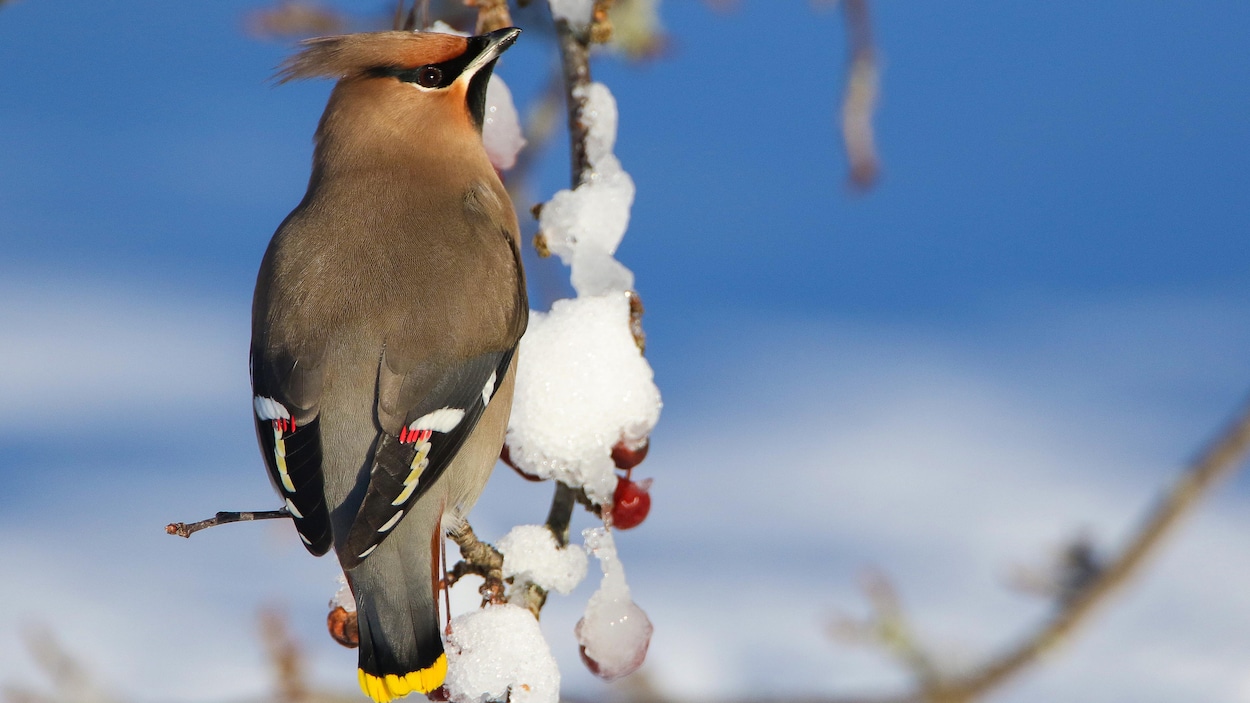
[0, 275, 247, 433]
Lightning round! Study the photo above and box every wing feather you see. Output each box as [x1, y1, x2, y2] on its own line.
[251, 352, 333, 556]
[339, 349, 514, 568]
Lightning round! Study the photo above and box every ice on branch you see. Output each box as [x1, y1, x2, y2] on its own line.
[575, 527, 652, 681]
[506, 295, 661, 504]
[498, 524, 589, 595]
[483, 77, 526, 171]
[548, 0, 595, 29]
[445, 604, 560, 703]
[539, 83, 637, 297]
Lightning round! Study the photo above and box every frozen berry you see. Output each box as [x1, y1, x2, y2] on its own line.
[575, 608, 652, 681]
[500, 444, 544, 482]
[611, 477, 652, 530]
[579, 644, 602, 677]
[611, 438, 650, 470]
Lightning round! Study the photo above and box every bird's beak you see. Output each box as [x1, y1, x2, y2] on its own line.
[461, 27, 522, 80]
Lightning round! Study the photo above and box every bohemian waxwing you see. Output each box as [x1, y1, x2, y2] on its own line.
[250, 28, 527, 703]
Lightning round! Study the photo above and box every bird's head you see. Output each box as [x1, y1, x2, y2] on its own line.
[278, 27, 521, 150]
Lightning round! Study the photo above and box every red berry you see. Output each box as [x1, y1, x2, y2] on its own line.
[611, 476, 652, 530]
[611, 437, 650, 470]
[500, 444, 544, 482]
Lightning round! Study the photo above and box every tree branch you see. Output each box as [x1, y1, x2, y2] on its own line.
[165, 509, 290, 538]
[554, 17, 594, 186]
[447, 521, 508, 606]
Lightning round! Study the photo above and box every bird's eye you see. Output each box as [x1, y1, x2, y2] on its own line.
[415, 66, 443, 88]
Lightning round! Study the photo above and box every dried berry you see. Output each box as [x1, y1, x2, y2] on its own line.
[326, 606, 359, 649]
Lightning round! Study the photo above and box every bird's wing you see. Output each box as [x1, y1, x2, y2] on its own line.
[251, 348, 333, 556]
[338, 346, 516, 569]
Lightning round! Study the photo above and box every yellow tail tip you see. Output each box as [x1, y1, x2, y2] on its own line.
[358, 655, 448, 702]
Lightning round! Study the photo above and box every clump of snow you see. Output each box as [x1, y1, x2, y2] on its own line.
[483, 77, 526, 171]
[547, 0, 594, 28]
[514, 79, 660, 493]
[495, 49, 656, 696]
[578, 83, 619, 164]
[445, 604, 560, 703]
[539, 83, 637, 297]
[330, 573, 355, 612]
[426, 21, 465, 35]
[575, 527, 652, 680]
[569, 249, 634, 297]
[506, 294, 661, 505]
[497, 524, 588, 595]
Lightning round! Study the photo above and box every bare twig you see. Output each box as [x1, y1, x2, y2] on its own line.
[165, 509, 290, 538]
[545, 481, 577, 547]
[554, 17, 595, 186]
[447, 521, 507, 606]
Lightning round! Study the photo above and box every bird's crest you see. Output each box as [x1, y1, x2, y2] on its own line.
[277, 31, 469, 83]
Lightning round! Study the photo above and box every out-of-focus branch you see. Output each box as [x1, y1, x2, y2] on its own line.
[467, 0, 512, 33]
[244, 1, 348, 40]
[840, 0, 880, 190]
[2, 627, 119, 703]
[260, 610, 308, 703]
[920, 395, 1250, 703]
[165, 508, 290, 538]
[830, 572, 939, 690]
[750, 395, 1250, 703]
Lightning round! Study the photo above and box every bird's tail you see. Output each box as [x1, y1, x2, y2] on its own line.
[348, 505, 446, 703]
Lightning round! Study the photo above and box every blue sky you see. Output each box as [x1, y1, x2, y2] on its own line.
[2, 1, 1250, 702]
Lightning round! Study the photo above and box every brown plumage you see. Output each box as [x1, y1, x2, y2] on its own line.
[277, 31, 469, 82]
[250, 27, 525, 703]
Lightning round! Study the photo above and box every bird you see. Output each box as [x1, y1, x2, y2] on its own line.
[249, 27, 527, 703]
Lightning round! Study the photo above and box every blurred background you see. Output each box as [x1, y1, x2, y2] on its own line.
[2, 1, 1250, 702]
